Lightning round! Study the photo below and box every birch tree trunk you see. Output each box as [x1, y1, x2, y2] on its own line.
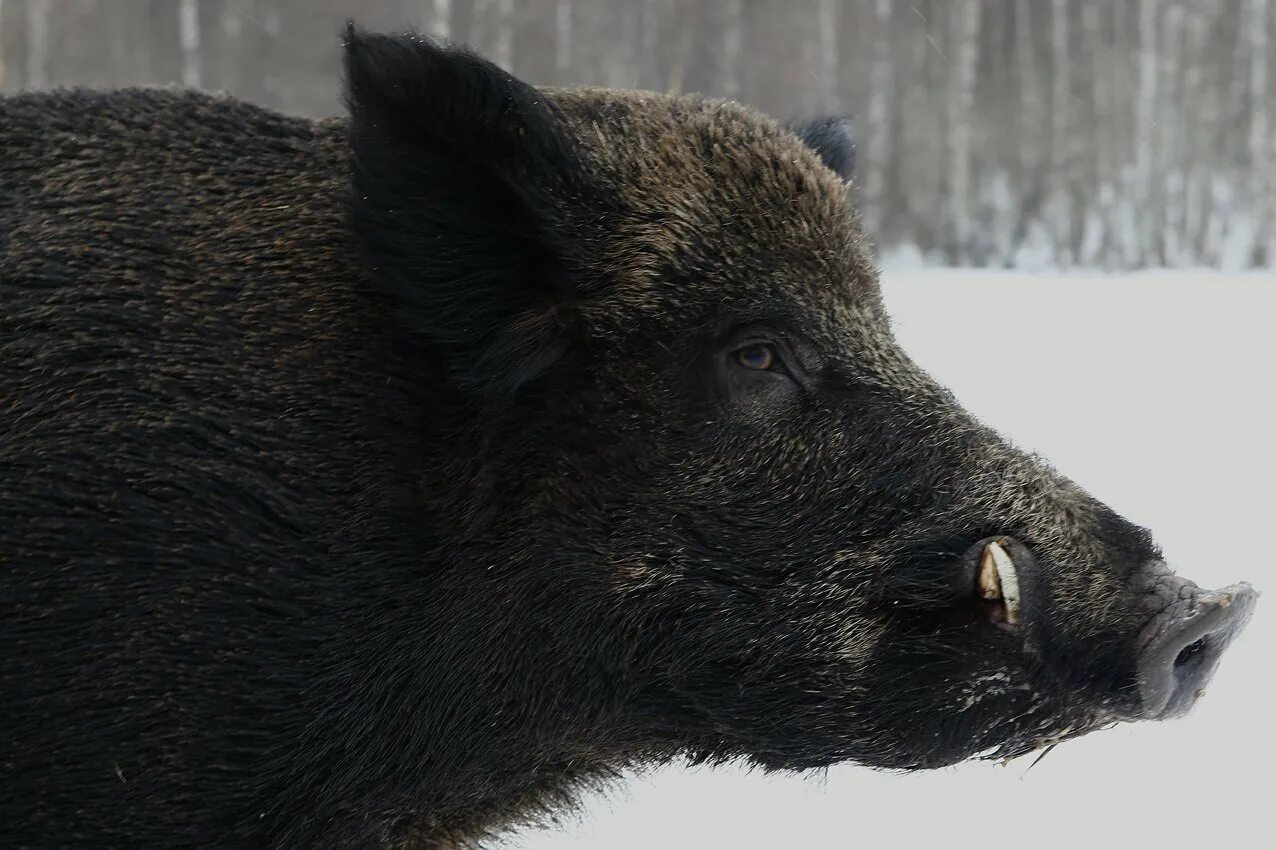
[431, 0, 451, 39]
[178, 0, 201, 88]
[1048, 0, 1071, 265]
[1176, 1, 1206, 264]
[1246, 0, 1271, 265]
[0, 0, 7, 90]
[448, 0, 473, 45]
[722, 0, 742, 100]
[681, 0, 740, 99]
[814, 0, 839, 113]
[864, 0, 894, 244]
[946, 0, 981, 264]
[1159, 1, 1184, 264]
[510, 0, 560, 85]
[1012, 0, 1043, 259]
[741, 0, 831, 118]
[1134, 0, 1159, 266]
[25, 0, 48, 90]
[1081, 1, 1110, 265]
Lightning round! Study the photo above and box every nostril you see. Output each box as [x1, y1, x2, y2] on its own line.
[1135, 581, 1258, 719]
[1173, 638, 1208, 671]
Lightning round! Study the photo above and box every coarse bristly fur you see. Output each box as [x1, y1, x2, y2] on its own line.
[0, 26, 1255, 849]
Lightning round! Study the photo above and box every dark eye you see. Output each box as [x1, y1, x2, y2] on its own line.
[735, 344, 778, 371]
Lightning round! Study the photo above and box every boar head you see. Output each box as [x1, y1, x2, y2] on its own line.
[344, 30, 1258, 782]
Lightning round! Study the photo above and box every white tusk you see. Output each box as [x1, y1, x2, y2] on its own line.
[978, 545, 1003, 601]
[985, 540, 1021, 625]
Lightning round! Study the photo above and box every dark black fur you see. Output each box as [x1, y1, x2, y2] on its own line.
[789, 116, 856, 182]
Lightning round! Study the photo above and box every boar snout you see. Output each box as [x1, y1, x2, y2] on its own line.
[967, 535, 1256, 725]
[1133, 573, 1258, 719]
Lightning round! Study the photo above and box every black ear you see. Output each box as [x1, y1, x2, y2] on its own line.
[788, 116, 855, 182]
[343, 25, 580, 397]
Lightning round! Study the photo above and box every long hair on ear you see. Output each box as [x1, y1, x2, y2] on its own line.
[343, 25, 585, 399]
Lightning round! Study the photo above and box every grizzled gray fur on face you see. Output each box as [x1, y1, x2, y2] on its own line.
[0, 27, 1257, 849]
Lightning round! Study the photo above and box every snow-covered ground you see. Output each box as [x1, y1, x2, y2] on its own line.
[497, 270, 1274, 850]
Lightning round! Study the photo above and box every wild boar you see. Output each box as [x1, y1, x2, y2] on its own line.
[0, 28, 1257, 848]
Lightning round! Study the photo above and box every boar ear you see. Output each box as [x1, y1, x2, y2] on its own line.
[343, 24, 580, 397]
[788, 116, 856, 182]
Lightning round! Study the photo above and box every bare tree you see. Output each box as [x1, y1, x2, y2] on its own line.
[1047, 0, 1072, 264]
[863, 0, 894, 244]
[24, 0, 47, 90]
[554, 0, 570, 79]
[1159, 0, 1184, 264]
[814, 0, 839, 113]
[510, 0, 560, 85]
[179, 0, 201, 87]
[1080, 1, 1110, 265]
[0, 0, 7, 90]
[945, 0, 980, 263]
[1134, 0, 1160, 264]
[722, 0, 743, 100]
[1246, 0, 1271, 265]
[431, 0, 451, 39]
[741, 0, 831, 118]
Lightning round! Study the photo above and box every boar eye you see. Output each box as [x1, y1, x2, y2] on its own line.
[735, 344, 778, 371]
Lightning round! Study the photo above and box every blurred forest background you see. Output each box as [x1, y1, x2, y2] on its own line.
[0, 0, 1272, 269]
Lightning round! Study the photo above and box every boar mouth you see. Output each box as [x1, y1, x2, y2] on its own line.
[983, 712, 1118, 766]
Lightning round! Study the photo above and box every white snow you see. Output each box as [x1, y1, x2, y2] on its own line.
[498, 269, 1275, 850]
